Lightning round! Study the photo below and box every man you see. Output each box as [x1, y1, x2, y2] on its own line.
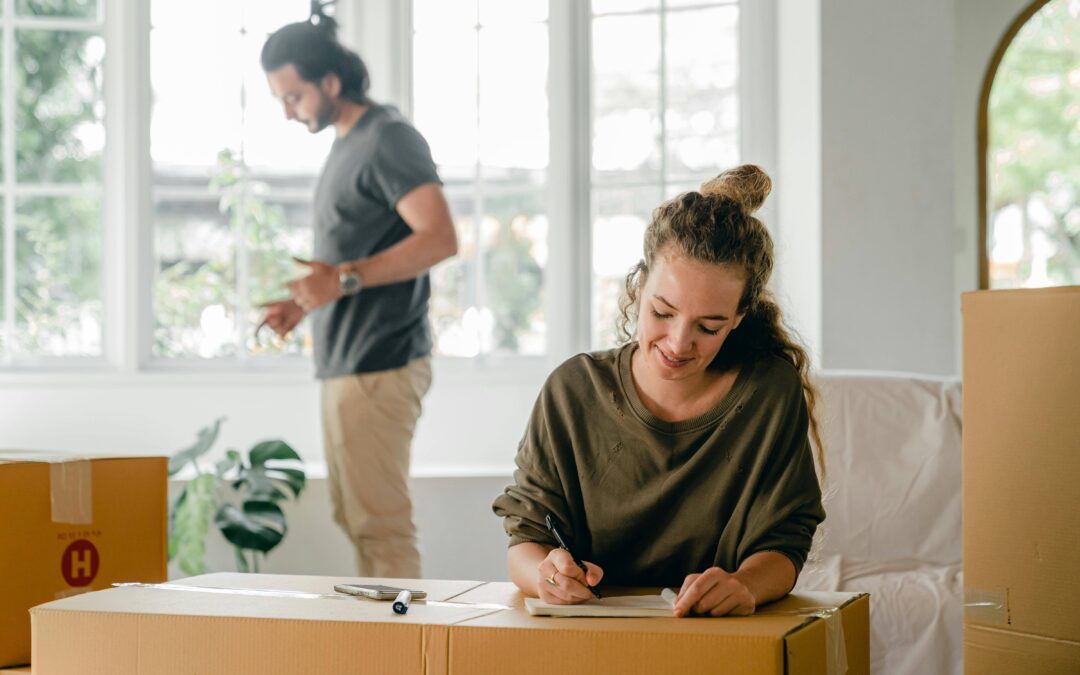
[259, 13, 457, 578]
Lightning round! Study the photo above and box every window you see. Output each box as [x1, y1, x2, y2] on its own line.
[0, 0, 106, 363]
[0, 0, 763, 373]
[984, 0, 1080, 288]
[412, 0, 549, 358]
[149, 0, 331, 361]
[590, 0, 739, 347]
[411, 0, 743, 358]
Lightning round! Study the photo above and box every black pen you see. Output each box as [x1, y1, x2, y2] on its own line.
[545, 513, 602, 599]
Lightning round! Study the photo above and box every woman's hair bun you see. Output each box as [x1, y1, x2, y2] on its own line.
[699, 164, 772, 214]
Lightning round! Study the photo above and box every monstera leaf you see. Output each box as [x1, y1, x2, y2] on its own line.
[214, 500, 287, 554]
[232, 440, 306, 502]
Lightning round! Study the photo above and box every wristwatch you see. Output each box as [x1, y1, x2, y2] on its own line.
[338, 267, 363, 296]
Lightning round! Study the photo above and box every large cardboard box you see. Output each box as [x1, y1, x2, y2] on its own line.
[30, 573, 868, 674]
[962, 287, 1080, 672]
[0, 453, 167, 668]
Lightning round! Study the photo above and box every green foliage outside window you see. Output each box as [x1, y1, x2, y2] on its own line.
[989, 0, 1080, 286]
[2, 12, 104, 357]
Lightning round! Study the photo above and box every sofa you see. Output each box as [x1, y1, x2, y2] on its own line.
[795, 371, 963, 675]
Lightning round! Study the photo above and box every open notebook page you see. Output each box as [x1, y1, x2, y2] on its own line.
[524, 588, 678, 617]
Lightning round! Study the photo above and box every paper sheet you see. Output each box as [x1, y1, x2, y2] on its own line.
[524, 588, 677, 617]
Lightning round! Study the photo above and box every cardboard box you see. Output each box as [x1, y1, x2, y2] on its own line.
[0, 453, 167, 668]
[962, 287, 1080, 671]
[30, 573, 868, 674]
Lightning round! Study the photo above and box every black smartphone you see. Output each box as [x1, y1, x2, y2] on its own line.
[333, 583, 427, 600]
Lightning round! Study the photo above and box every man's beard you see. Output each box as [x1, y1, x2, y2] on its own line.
[306, 95, 336, 133]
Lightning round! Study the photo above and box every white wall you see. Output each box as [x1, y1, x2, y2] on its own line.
[819, 0, 957, 375]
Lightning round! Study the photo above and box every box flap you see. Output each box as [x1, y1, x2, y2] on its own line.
[965, 624, 1080, 674]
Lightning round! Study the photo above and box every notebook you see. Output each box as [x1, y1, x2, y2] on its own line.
[524, 588, 678, 617]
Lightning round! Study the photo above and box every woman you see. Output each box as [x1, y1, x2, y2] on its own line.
[492, 165, 825, 617]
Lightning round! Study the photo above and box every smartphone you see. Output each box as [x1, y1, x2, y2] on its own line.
[334, 583, 427, 601]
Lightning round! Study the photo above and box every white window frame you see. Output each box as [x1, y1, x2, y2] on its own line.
[0, 0, 776, 384]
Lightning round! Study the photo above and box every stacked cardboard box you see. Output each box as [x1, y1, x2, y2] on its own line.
[30, 572, 868, 674]
[962, 287, 1080, 673]
[0, 454, 167, 669]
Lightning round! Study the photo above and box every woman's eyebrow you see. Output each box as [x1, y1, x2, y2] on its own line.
[653, 294, 729, 321]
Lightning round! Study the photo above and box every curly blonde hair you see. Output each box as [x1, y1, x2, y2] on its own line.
[616, 164, 824, 474]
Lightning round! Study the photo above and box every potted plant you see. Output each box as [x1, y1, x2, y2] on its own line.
[168, 418, 306, 575]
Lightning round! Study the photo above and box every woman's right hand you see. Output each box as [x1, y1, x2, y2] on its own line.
[536, 547, 604, 604]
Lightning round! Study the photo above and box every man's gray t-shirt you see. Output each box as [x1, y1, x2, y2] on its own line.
[310, 104, 440, 379]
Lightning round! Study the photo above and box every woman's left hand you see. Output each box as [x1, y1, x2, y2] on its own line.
[673, 566, 756, 617]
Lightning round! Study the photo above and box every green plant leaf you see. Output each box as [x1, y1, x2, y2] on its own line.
[249, 440, 301, 466]
[214, 455, 238, 480]
[214, 500, 286, 553]
[168, 418, 225, 476]
[234, 440, 306, 502]
[171, 473, 217, 576]
[167, 485, 188, 561]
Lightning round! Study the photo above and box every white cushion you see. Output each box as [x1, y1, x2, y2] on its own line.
[812, 371, 962, 566]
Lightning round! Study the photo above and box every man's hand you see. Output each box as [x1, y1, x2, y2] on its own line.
[287, 258, 342, 312]
[673, 567, 756, 617]
[536, 547, 604, 605]
[256, 299, 305, 339]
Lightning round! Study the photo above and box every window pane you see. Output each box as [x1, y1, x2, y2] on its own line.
[592, 14, 661, 185]
[430, 192, 477, 357]
[413, 0, 476, 31]
[0, 198, 6, 357]
[150, 18, 243, 175]
[482, 192, 546, 355]
[592, 187, 660, 349]
[666, 0, 737, 7]
[245, 198, 313, 357]
[479, 0, 547, 25]
[479, 24, 548, 171]
[16, 0, 98, 19]
[592, 0, 657, 15]
[16, 30, 104, 184]
[151, 0, 325, 362]
[413, 28, 478, 173]
[988, 0, 1080, 288]
[665, 6, 739, 178]
[152, 199, 238, 359]
[14, 196, 102, 356]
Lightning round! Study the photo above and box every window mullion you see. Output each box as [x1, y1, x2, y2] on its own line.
[103, 0, 150, 373]
[546, 0, 591, 363]
[3, 0, 16, 364]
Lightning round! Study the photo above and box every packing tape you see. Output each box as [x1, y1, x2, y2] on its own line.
[0, 452, 93, 524]
[757, 605, 849, 675]
[50, 459, 93, 524]
[963, 587, 1008, 625]
[114, 582, 514, 610]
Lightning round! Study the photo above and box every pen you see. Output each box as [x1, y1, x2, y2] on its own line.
[545, 513, 602, 599]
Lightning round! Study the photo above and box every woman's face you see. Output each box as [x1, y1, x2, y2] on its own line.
[635, 249, 746, 384]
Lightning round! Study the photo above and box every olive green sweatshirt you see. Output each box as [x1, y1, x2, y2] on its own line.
[492, 343, 825, 587]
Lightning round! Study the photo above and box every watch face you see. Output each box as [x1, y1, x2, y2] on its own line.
[340, 272, 362, 295]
